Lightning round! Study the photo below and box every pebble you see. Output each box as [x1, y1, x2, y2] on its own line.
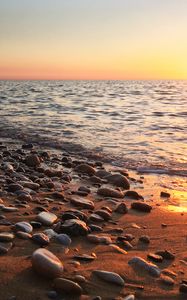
[0, 232, 14, 242]
[159, 275, 175, 286]
[16, 231, 32, 239]
[55, 233, 72, 246]
[123, 295, 135, 300]
[74, 254, 96, 262]
[15, 221, 33, 233]
[139, 235, 150, 244]
[32, 233, 50, 246]
[180, 283, 187, 293]
[131, 201, 152, 212]
[124, 190, 143, 200]
[75, 163, 96, 176]
[43, 229, 58, 239]
[105, 174, 130, 189]
[97, 187, 124, 198]
[2, 206, 19, 212]
[70, 197, 95, 210]
[53, 277, 83, 295]
[93, 270, 125, 286]
[109, 244, 127, 255]
[60, 219, 89, 236]
[155, 250, 175, 260]
[128, 256, 161, 277]
[0, 242, 13, 254]
[37, 211, 57, 226]
[87, 234, 112, 244]
[25, 154, 40, 167]
[94, 209, 111, 221]
[31, 248, 64, 278]
[47, 290, 58, 299]
[8, 183, 23, 192]
[114, 202, 128, 214]
[147, 253, 163, 263]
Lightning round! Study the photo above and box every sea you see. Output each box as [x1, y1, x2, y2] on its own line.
[0, 80, 187, 177]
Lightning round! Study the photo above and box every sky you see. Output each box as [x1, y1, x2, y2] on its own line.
[0, 0, 187, 80]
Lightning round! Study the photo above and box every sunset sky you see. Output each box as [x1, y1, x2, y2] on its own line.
[0, 0, 187, 80]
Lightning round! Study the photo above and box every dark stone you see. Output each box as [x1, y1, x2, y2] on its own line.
[131, 201, 152, 212]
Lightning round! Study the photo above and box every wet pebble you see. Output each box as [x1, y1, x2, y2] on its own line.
[53, 277, 83, 296]
[114, 202, 128, 214]
[93, 270, 124, 286]
[15, 221, 33, 233]
[97, 187, 124, 198]
[131, 201, 152, 212]
[32, 233, 50, 246]
[31, 248, 64, 278]
[37, 211, 57, 226]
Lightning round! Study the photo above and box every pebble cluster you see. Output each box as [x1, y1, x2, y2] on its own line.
[0, 142, 185, 300]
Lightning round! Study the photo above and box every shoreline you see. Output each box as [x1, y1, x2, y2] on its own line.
[0, 140, 187, 300]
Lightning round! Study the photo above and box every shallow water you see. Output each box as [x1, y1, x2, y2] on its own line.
[0, 80, 187, 174]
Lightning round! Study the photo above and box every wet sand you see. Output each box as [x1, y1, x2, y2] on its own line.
[0, 141, 187, 300]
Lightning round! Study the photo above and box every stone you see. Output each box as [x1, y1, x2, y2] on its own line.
[93, 270, 124, 286]
[54, 278, 82, 295]
[147, 253, 163, 263]
[94, 209, 111, 221]
[128, 256, 161, 277]
[73, 254, 96, 262]
[25, 154, 40, 167]
[160, 275, 175, 286]
[160, 191, 170, 198]
[0, 242, 12, 254]
[17, 193, 32, 201]
[105, 174, 130, 189]
[0, 232, 14, 242]
[75, 163, 96, 176]
[180, 283, 187, 293]
[16, 231, 32, 239]
[47, 291, 58, 299]
[155, 250, 175, 260]
[8, 183, 24, 192]
[97, 187, 124, 198]
[89, 224, 103, 232]
[44, 229, 58, 239]
[2, 206, 19, 212]
[31, 248, 64, 278]
[70, 197, 94, 210]
[114, 202, 128, 214]
[37, 211, 57, 226]
[89, 213, 104, 222]
[124, 190, 143, 199]
[59, 219, 89, 236]
[55, 234, 71, 246]
[87, 234, 112, 244]
[20, 181, 40, 190]
[15, 221, 33, 233]
[32, 233, 50, 246]
[131, 202, 152, 212]
[95, 170, 111, 178]
[139, 235, 150, 244]
[123, 296, 135, 300]
[109, 244, 127, 255]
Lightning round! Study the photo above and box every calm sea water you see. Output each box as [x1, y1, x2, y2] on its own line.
[0, 80, 187, 174]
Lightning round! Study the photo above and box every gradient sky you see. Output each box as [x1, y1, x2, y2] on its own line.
[0, 0, 187, 80]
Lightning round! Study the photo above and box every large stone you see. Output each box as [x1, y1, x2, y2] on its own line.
[37, 211, 57, 226]
[54, 278, 82, 295]
[128, 256, 161, 277]
[97, 188, 124, 198]
[31, 248, 64, 278]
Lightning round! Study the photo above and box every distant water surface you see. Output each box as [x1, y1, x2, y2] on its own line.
[0, 80, 187, 173]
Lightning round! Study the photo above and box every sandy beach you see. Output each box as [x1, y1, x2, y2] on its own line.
[0, 140, 187, 300]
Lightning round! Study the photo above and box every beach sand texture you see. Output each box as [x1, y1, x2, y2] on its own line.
[0, 142, 187, 300]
